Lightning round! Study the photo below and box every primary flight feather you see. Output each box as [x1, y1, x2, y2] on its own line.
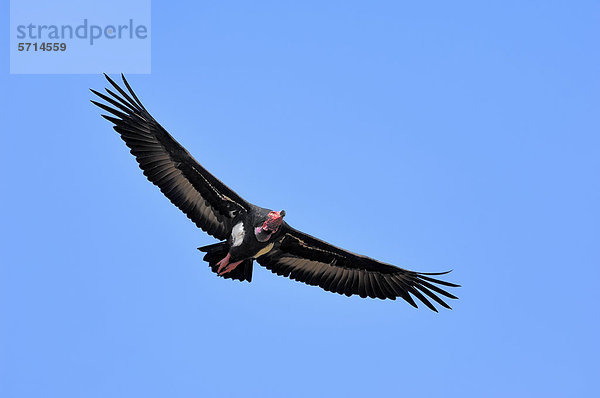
[91, 74, 460, 311]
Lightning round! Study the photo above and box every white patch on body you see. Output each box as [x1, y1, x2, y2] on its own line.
[254, 243, 274, 258]
[231, 222, 245, 247]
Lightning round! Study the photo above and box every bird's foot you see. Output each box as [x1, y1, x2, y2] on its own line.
[216, 253, 231, 273]
[216, 254, 243, 275]
[218, 260, 243, 275]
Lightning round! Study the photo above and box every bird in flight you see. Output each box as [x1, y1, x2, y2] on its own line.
[91, 74, 459, 311]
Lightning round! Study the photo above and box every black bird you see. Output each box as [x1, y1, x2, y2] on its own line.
[91, 74, 460, 311]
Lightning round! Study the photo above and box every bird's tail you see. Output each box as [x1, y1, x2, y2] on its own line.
[198, 242, 254, 283]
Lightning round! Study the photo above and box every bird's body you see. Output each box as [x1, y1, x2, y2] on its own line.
[228, 207, 283, 260]
[91, 74, 460, 311]
[209, 206, 283, 277]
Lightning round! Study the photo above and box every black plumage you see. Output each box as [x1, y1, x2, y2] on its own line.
[91, 74, 460, 311]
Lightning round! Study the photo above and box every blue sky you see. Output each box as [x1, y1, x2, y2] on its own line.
[1, 1, 599, 396]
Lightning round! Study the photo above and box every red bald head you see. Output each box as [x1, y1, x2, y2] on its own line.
[263, 210, 286, 232]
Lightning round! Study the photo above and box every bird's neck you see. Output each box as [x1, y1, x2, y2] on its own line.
[254, 226, 273, 242]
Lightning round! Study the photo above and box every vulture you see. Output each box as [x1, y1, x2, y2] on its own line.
[91, 74, 460, 311]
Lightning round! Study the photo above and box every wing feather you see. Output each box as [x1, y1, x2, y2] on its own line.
[256, 224, 459, 311]
[91, 74, 251, 240]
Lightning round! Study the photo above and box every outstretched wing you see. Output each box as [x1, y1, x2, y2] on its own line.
[257, 224, 459, 311]
[91, 74, 251, 240]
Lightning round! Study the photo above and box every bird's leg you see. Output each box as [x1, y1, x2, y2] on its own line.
[216, 253, 243, 275]
[218, 260, 243, 275]
[216, 253, 231, 273]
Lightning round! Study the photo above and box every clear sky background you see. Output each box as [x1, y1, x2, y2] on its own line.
[1, 1, 599, 397]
